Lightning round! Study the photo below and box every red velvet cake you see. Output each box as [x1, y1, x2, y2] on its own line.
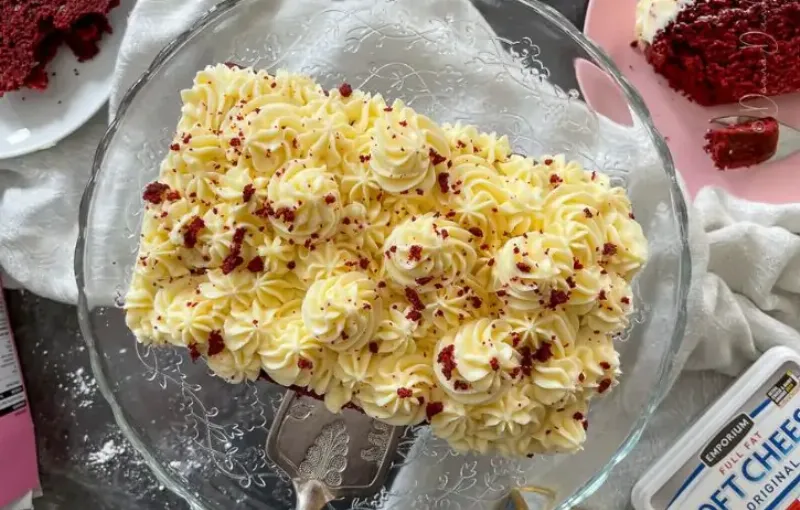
[704, 116, 779, 169]
[0, 0, 120, 96]
[636, 0, 800, 106]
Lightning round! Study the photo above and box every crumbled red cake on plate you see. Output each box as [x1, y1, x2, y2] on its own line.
[636, 0, 800, 106]
[0, 0, 120, 96]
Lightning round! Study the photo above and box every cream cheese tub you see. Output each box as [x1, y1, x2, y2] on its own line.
[634, 347, 800, 510]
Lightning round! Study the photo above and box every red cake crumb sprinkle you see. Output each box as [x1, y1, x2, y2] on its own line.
[247, 256, 264, 273]
[533, 342, 553, 363]
[188, 343, 201, 362]
[207, 330, 225, 356]
[183, 216, 205, 248]
[142, 182, 170, 204]
[704, 117, 779, 170]
[489, 357, 500, 371]
[359, 154, 371, 163]
[405, 287, 425, 311]
[242, 184, 255, 202]
[549, 174, 563, 185]
[429, 148, 447, 166]
[547, 289, 570, 309]
[602, 243, 617, 256]
[415, 276, 434, 286]
[470, 296, 482, 309]
[406, 309, 422, 322]
[368, 342, 379, 354]
[573, 258, 584, 270]
[297, 357, 313, 370]
[621, 296, 631, 305]
[600, 361, 612, 370]
[544, 158, 553, 165]
[437, 344, 457, 380]
[224, 62, 242, 69]
[396, 387, 413, 398]
[518, 346, 533, 376]
[516, 262, 532, 273]
[437, 172, 450, 193]
[338, 83, 353, 97]
[468, 227, 483, 237]
[408, 245, 423, 261]
[573, 412, 584, 421]
[324, 194, 336, 204]
[426, 401, 444, 420]
[287, 261, 296, 270]
[454, 380, 470, 391]
[231, 227, 246, 249]
[597, 378, 612, 394]
[275, 206, 296, 224]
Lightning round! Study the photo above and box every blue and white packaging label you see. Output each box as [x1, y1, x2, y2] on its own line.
[654, 362, 800, 510]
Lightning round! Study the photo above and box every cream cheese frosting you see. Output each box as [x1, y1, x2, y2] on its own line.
[635, 0, 695, 43]
[125, 65, 648, 458]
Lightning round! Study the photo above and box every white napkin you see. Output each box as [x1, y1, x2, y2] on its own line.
[2, 0, 800, 506]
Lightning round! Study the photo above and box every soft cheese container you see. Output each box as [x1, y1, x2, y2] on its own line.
[0, 285, 39, 509]
[633, 347, 800, 510]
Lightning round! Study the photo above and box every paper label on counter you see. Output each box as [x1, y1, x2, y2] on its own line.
[0, 297, 25, 420]
[655, 361, 800, 510]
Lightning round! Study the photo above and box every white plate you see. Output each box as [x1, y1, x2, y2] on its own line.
[0, 2, 133, 160]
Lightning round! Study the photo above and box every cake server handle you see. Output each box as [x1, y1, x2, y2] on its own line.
[294, 479, 334, 510]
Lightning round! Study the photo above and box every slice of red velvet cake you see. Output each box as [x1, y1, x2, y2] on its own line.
[635, 0, 800, 106]
[0, 0, 120, 96]
[704, 116, 779, 169]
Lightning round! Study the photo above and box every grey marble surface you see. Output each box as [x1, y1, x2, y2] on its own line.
[4, 1, 590, 508]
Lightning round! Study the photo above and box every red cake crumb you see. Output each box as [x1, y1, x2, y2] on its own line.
[643, 0, 800, 106]
[242, 184, 255, 202]
[533, 342, 553, 363]
[207, 330, 225, 356]
[188, 343, 201, 362]
[396, 387, 413, 398]
[404, 287, 425, 311]
[547, 289, 570, 309]
[0, 0, 121, 96]
[426, 401, 444, 420]
[429, 148, 447, 166]
[437, 172, 450, 193]
[246, 256, 264, 273]
[142, 182, 170, 204]
[182, 216, 205, 249]
[704, 117, 779, 170]
[437, 344, 457, 380]
[338, 82, 353, 97]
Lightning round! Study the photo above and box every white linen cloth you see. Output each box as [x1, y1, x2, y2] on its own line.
[1, 0, 800, 507]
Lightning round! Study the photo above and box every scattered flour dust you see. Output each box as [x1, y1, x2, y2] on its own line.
[88, 439, 127, 466]
[65, 367, 97, 407]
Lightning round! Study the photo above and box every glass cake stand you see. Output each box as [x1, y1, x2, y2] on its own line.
[75, 0, 690, 508]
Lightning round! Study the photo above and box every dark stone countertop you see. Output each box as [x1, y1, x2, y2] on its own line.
[3, 2, 589, 508]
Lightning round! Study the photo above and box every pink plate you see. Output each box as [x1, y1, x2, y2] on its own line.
[583, 0, 800, 203]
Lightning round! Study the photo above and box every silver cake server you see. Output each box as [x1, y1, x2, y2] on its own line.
[266, 390, 403, 510]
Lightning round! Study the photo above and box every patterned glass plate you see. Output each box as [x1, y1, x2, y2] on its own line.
[75, 0, 690, 508]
